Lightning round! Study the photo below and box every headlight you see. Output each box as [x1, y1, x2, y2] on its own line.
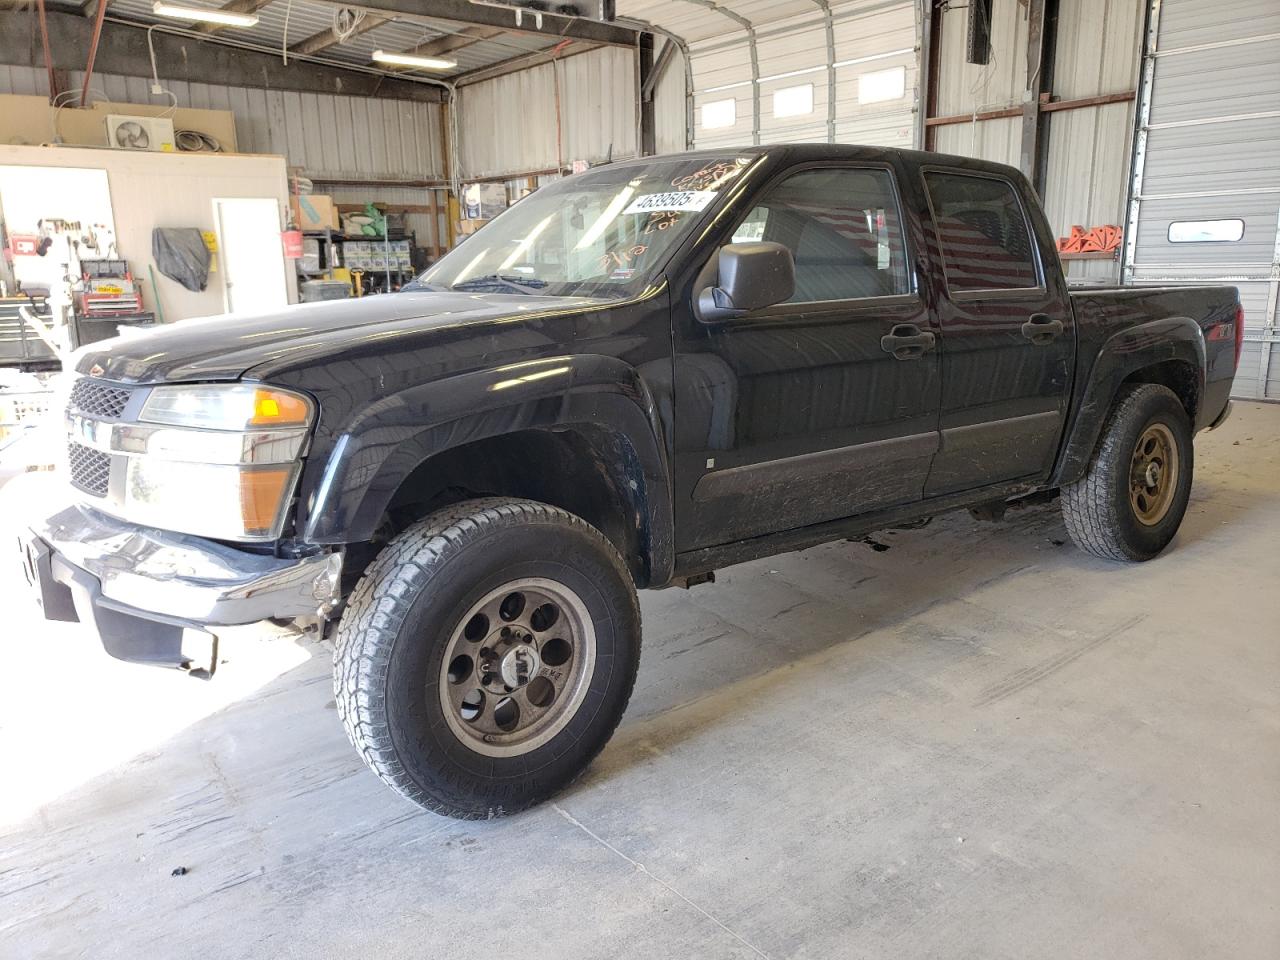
[140, 383, 312, 431]
[121, 384, 314, 541]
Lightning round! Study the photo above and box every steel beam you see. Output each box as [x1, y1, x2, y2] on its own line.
[289, 12, 390, 55]
[1019, 0, 1056, 188]
[193, 0, 276, 35]
[406, 25, 507, 57]
[0, 10, 446, 101]
[331, 0, 636, 46]
[641, 35, 675, 102]
[80, 0, 109, 105]
[638, 31, 655, 155]
[38, 0, 61, 101]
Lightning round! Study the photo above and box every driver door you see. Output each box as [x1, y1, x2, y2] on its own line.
[671, 164, 942, 550]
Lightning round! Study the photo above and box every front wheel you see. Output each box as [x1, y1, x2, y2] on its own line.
[333, 498, 641, 819]
[1061, 383, 1194, 562]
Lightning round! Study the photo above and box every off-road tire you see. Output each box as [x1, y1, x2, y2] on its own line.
[1061, 384, 1194, 562]
[333, 498, 641, 819]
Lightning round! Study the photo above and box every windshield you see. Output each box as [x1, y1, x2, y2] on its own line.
[413, 155, 756, 299]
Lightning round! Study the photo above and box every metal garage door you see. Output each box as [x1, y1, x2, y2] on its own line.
[1123, 0, 1280, 399]
[637, 1, 918, 151]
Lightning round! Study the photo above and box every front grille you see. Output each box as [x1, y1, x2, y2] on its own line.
[69, 377, 132, 419]
[68, 441, 111, 497]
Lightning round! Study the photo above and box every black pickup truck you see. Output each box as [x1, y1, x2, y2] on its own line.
[21, 145, 1240, 819]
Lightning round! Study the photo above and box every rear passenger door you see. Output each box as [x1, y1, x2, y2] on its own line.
[920, 169, 1075, 496]
[672, 164, 941, 549]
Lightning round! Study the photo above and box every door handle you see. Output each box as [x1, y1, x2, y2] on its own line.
[1022, 313, 1064, 345]
[881, 323, 936, 361]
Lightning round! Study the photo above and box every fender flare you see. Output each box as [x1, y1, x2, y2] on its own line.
[1053, 315, 1206, 486]
[297, 354, 675, 584]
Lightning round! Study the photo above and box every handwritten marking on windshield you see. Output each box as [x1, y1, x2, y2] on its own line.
[672, 159, 751, 192]
[598, 244, 648, 272]
[643, 211, 682, 234]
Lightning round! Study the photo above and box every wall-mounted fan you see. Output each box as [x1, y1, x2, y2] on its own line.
[104, 115, 176, 152]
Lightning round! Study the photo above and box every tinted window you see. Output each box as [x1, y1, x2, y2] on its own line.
[731, 168, 909, 303]
[924, 172, 1038, 292]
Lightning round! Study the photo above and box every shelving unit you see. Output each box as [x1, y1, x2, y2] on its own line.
[298, 229, 419, 296]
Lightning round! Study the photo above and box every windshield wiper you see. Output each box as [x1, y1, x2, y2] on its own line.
[451, 274, 548, 294]
[400, 278, 446, 292]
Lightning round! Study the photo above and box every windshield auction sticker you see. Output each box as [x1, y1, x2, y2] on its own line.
[623, 191, 718, 215]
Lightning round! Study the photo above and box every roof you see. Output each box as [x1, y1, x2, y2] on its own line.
[99, 0, 569, 82]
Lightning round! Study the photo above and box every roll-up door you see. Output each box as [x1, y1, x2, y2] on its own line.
[1124, 0, 1280, 399]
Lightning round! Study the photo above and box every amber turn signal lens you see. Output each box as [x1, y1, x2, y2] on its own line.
[239, 467, 293, 536]
[250, 388, 311, 427]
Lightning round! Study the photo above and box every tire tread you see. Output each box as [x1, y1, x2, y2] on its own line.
[1061, 383, 1188, 562]
[333, 498, 639, 819]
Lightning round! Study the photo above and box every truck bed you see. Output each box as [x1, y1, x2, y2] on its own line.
[1068, 284, 1240, 433]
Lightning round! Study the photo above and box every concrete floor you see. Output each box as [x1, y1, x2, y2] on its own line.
[2, 404, 1278, 960]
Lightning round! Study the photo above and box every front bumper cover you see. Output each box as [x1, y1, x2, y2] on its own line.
[20, 504, 342, 675]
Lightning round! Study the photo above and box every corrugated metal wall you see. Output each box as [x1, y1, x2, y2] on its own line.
[1124, 0, 1280, 399]
[0, 65, 445, 182]
[1041, 0, 1142, 283]
[455, 46, 637, 179]
[932, 0, 1143, 284]
[933, 0, 1029, 167]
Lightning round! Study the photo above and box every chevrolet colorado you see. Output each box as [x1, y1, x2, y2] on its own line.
[20, 145, 1240, 818]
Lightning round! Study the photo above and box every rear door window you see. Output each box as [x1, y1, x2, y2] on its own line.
[924, 172, 1039, 293]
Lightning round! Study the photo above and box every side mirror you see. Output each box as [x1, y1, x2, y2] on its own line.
[695, 241, 795, 323]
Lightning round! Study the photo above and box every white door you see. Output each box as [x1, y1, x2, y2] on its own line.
[213, 198, 289, 314]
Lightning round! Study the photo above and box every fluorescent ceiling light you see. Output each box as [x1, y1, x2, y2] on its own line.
[372, 50, 458, 70]
[152, 2, 260, 27]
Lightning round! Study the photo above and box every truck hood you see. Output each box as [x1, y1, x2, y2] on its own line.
[76, 291, 604, 384]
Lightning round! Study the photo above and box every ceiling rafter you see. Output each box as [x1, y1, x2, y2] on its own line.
[315, 0, 636, 46]
[193, 0, 276, 35]
[404, 23, 506, 58]
[288, 10, 390, 55]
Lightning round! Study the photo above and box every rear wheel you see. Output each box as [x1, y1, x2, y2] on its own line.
[1061, 383, 1193, 562]
[333, 498, 641, 819]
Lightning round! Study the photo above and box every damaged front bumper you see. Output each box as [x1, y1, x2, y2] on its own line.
[19, 503, 342, 677]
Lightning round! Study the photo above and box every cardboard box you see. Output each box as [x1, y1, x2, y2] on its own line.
[457, 218, 488, 237]
[291, 194, 340, 231]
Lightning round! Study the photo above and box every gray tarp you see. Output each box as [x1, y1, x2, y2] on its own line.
[151, 228, 211, 292]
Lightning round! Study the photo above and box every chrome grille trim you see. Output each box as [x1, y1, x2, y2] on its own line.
[68, 378, 133, 420]
[67, 441, 111, 497]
